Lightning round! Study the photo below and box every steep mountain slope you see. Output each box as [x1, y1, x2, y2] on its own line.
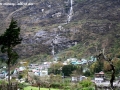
[0, 0, 120, 60]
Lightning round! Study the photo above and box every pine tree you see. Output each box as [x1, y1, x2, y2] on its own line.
[0, 18, 22, 90]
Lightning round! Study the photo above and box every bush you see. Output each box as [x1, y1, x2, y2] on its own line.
[83, 70, 91, 76]
[50, 83, 61, 88]
[63, 86, 70, 89]
[18, 74, 23, 79]
[0, 80, 7, 85]
[80, 80, 92, 87]
[18, 83, 27, 89]
[79, 78, 94, 90]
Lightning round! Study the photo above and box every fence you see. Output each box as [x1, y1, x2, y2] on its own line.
[95, 84, 120, 90]
[0, 83, 18, 90]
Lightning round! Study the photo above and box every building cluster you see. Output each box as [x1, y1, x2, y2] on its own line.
[0, 56, 97, 83]
[63, 56, 96, 65]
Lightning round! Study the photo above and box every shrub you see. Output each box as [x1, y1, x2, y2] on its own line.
[18, 83, 27, 89]
[18, 74, 23, 79]
[63, 86, 70, 89]
[0, 80, 7, 85]
[83, 70, 91, 76]
[79, 78, 94, 89]
[80, 80, 92, 87]
[50, 83, 61, 88]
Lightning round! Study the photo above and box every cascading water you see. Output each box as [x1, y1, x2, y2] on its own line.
[51, 0, 74, 59]
[67, 0, 73, 23]
[51, 34, 59, 61]
[51, 41, 55, 56]
[51, 34, 58, 56]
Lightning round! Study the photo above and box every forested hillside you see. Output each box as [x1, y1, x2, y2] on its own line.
[0, 0, 120, 61]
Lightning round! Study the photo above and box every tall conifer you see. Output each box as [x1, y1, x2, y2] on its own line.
[0, 18, 22, 90]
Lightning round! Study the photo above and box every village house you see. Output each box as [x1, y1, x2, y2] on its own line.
[94, 71, 105, 83]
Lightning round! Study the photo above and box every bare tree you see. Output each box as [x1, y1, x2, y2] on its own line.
[96, 52, 115, 89]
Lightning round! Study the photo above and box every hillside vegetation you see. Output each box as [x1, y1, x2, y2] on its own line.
[0, 0, 120, 62]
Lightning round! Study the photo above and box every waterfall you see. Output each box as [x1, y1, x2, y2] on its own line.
[51, 34, 57, 56]
[67, 0, 73, 23]
[52, 44, 55, 56]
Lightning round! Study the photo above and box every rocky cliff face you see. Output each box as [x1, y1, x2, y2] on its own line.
[0, 0, 120, 58]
